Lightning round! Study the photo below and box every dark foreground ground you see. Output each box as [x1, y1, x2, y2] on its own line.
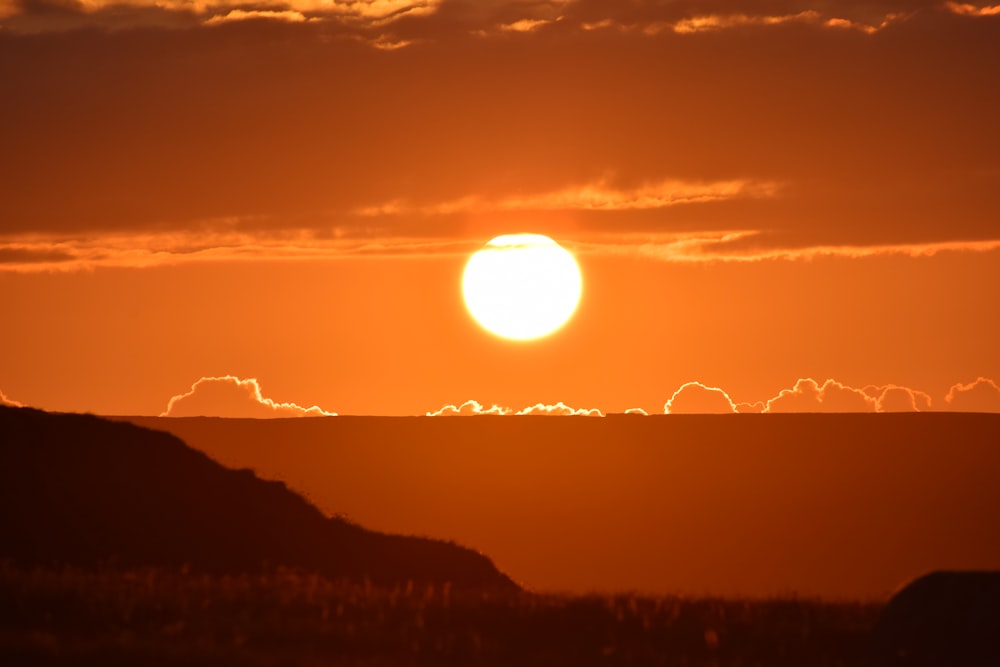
[0, 565, 882, 667]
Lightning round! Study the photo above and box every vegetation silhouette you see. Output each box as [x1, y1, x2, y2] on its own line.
[869, 570, 1000, 666]
[0, 565, 882, 666]
[0, 405, 516, 591]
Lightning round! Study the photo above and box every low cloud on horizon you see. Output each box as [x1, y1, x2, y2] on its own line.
[426, 399, 603, 417]
[426, 377, 1000, 417]
[426, 377, 1000, 416]
[160, 376, 337, 418]
[4, 376, 1000, 417]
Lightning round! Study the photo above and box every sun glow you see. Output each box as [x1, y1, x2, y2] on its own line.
[462, 234, 583, 341]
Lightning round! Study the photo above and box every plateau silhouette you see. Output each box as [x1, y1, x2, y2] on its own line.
[124, 411, 1000, 598]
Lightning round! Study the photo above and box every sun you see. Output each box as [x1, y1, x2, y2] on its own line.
[462, 234, 583, 341]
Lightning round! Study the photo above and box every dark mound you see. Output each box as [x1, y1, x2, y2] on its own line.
[0, 405, 517, 592]
[869, 570, 1000, 666]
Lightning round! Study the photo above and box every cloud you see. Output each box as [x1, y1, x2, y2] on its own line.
[2, 1, 999, 268]
[0, 231, 476, 272]
[623, 234, 1000, 264]
[356, 179, 780, 217]
[823, 13, 911, 34]
[405, 380, 1000, 417]
[671, 9, 912, 35]
[497, 18, 552, 33]
[0, 0, 948, 36]
[0, 388, 24, 407]
[862, 384, 933, 412]
[944, 377, 1000, 412]
[670, 10, 822, 34]
[4, 229, 1000, 273]
[558, 5, 913, 37]
[424, 379, 1000, 418]
[425, 400, 602, 416]
[203, 10, 311, 25]
[161, 376, 336, 418]
[516, 402, 604, 416]
[945, 2, 1000, 17]
[9, 0, 440, 26]
[664, 382, 738, 414]
[764, 378, 879, 413]
[425, 400, 511, 416]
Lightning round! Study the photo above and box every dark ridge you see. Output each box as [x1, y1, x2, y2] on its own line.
[0, 405, 517, 592]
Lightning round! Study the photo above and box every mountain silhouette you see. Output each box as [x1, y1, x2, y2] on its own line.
[0, 406, 516, 591]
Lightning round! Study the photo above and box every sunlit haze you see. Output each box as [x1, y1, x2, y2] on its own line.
[1, 0, 997, 416]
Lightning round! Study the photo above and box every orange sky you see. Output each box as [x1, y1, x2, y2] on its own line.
[2, 1, 999, 416]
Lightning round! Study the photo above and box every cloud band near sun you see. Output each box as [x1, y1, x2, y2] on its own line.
[2, 1, 999, 271]
[5, 1, 993, 34]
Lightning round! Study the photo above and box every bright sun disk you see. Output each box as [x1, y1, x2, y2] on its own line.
[462, 233, 583, 341]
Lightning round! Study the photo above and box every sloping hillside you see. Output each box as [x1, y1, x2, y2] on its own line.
[0, 406, 516, 591]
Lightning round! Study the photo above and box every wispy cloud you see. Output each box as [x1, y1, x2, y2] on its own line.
[0, 230, 476, 272]
[823, 13, 911, 34]
[0, 388, 24, 407]
[614, 234, 1000, 264]
[0, 0, 961, 36]
[944, 2, 1000, 17]
[4, 228, 999, 272]
[944, 377, 1000, 412]
[203, 9, 311, 25]
[161, 376, 336, 418]
[0, 0, 439, 32]
[356, 179, 780, 217]
[862, 384, 933, 412]
[103, 0, 438, 20]
[670, 10, 822, 35]
[2, 3, 998, 268]
[583, 8, 911, 37]
[497, 18, 552, 33]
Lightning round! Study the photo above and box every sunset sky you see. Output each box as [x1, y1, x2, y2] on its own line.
[2, 0, 999, 417]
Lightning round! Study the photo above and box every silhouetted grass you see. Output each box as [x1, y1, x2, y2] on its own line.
[0, 564, 882, 666]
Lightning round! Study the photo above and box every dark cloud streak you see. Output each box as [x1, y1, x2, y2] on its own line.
[1, 2, 998, 262]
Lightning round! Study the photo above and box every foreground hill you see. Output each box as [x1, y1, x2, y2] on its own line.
[0, 406, 516, 591]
